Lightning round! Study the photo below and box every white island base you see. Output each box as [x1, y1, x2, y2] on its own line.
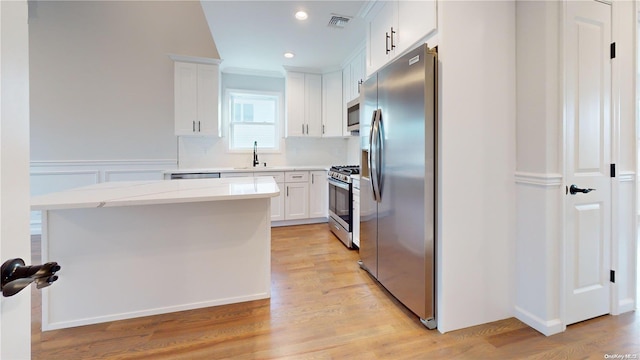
[33, 178, 278, 331]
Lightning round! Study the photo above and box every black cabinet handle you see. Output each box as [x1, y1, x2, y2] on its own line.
[385, 32, 390, 54]
[390, 27, 396, 50]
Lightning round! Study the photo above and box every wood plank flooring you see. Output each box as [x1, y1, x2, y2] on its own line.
[31, 224, 639, 359]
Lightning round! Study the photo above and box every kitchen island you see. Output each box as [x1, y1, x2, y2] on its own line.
[31, 177, 279, 331]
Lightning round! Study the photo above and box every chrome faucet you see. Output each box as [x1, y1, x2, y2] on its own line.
[253, 141, 259, 167]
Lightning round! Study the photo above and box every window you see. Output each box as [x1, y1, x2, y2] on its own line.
[228, 90, 280, 151]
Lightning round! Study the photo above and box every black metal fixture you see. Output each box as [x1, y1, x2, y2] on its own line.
[1, 258, 60, 297]
[569, 184, 596, 195]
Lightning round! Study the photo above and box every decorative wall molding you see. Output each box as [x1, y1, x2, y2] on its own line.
[30, 159, 178, 234]
[617, 171, 635, 182]
[31, 159, 176, 168]
[167, 54, 221, 65]
[514, 172, 563, 187]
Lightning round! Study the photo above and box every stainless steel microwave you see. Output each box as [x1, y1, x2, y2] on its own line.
[347, 98, 360, 132]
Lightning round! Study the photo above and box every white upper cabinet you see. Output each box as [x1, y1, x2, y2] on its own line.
[286, 72, 306, 137]
[342, 47, 366, 136]
[286, 72, 322, 137]
[343, 47, 366, 105]
[350, 50, 365, 102]
[286, 70, 344, 138]
[322, 70, 343, 137]
[366, 0, 437, 76]
[173, 58, 221, 136]
[305, 74, 323, 137]
[368, 1, 396, 75]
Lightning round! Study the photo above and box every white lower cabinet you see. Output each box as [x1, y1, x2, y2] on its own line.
[285, 182, 309, 220]
[284, 171, 309, 220]
[220, 170, 327, 223]
[260, 172, 286, 222]
[353, 183, 360, 248]
[309, 171, 328, 218]
[271, 183, 285, 221]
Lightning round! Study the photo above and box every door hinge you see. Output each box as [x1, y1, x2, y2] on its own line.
[610, 270, 615, 283]
[610, 163, 616, 178]
[610, 42, 616, 59]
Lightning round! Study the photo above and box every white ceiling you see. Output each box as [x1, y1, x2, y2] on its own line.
[200, 1, 369, 75]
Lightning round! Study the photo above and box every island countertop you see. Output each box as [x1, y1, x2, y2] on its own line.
[31, 177, 280, 211]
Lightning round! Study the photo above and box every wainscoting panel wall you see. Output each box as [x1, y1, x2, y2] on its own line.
[30, 160, 177, 234]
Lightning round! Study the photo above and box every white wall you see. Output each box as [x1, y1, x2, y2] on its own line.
[28, 0, 218, 162]
[436, 1, 516, 333]
[0, 1, 32, 358]
[514, 1, 564, 336]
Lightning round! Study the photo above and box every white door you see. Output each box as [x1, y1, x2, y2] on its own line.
[564, 0, 612, 326]
[1, 1, 32, 358]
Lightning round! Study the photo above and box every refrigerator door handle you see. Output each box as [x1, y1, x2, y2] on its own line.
[368, 110, 378, 202]
[371, 110, 382, 202]
[376, 113, 384, 199]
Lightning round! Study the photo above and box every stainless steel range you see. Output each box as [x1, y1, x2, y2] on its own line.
[327, 165, 359, 248]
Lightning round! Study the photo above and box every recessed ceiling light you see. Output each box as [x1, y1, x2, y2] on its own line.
[295, 11, 308, 20]
[284, 52, 295, 59]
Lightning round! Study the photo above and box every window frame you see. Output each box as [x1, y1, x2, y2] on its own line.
[224, 88, 283, 153]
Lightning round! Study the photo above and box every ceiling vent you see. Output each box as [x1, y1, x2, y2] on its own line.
[328, 14, 351, 29]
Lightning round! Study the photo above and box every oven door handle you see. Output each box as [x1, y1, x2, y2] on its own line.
[327, 178, 350, 191]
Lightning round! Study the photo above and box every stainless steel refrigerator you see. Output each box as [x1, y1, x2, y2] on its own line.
[359, 44, 437, 329]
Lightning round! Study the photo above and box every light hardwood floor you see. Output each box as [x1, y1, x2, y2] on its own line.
[31, 224, 639, 359]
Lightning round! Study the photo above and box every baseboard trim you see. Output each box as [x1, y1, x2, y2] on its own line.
[616, 298, 637, 314]
[42, 292, 268, 331]
[271, 217, 328, 227]
[514, 306, 564, 336]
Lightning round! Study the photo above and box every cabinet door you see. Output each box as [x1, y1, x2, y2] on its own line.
[397, 0, 436, 54]
[196, 64, 219, 136]
[321, 71, 343, 137]
[285, 182, 309, 220]
[305, 74, 322, 137]
[353, 189, 360, 248]
[351, 50, 365, 100]
[286, 72, 306, 137]
[271, 182, 285, 221]
[174, 62, 198, 135]
[367, 1, 396, 76]
[342, 68, 350, 132]
[309, 171, 328, 218]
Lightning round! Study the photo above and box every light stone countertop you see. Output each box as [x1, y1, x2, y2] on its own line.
[164, 165, 331, 175]
[31, 177, 280, 211]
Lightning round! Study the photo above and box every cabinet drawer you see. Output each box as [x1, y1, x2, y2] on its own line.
[258, 171, 285, 183]
[285, 171, 309, 183]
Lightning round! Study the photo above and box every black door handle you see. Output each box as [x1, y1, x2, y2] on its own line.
[1, 258, 61, 297]
[569, 184, 596, 195]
